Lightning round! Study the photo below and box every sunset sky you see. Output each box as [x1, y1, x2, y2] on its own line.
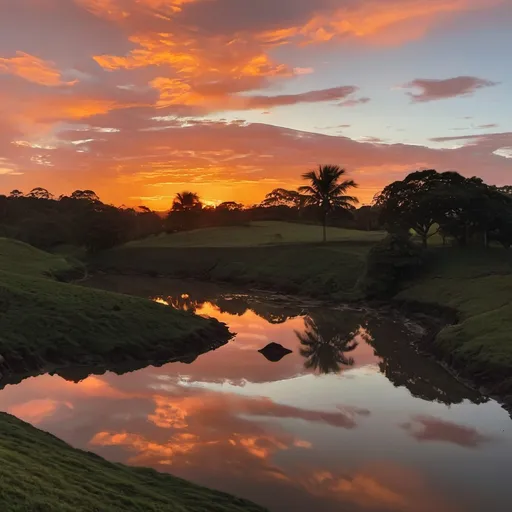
[0, 0, 511, 208]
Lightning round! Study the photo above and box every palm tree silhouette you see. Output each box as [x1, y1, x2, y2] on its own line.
[172, 191, 202, 211]
[296, 315, 359, 374]
[299, 165, 359, 242]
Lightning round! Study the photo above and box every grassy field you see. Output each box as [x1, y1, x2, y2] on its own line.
[93, 222, 382, 298]
[92, 243, 373, 298]
[397, 248, 512, 395]
[129, 221, 386, 248]
[0, 413, 265, 512]
[0, 238, 230, 373]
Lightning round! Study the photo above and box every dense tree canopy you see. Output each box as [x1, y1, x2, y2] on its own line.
[374, 169, 512, 248]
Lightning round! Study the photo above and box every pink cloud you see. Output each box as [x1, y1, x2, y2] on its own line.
[405, 76, 498, 102]
[244, 86, 358, 109]
[338, 96, 371, 107]
[401, 415, 493, 448]
[3, 116, 512, 209]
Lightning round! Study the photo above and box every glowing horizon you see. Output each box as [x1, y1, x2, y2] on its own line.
[0, 0, 511, 209]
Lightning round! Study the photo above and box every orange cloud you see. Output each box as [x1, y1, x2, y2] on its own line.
[301, 463, 462, 512]
[8, 399, 60, 424]
[150, 78, 359, 111]
[90, 431, 200, 465]
[0, 52, 76, 86]
[259, 0, 500, 46]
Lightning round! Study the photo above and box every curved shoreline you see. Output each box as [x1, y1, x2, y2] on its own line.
[0, 317, 231, 389]
[86, 267, 511, 414]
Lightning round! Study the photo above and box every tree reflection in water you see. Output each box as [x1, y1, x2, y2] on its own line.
[296, 313, 360, 375]
[105, 275, 486, 407]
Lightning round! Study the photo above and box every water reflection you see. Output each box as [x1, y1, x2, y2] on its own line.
[297, 315, 359, 374]
[83, 275, 488, 406]
[3, 275, 508, 512]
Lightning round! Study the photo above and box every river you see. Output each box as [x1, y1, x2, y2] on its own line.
[1, 276, 511, 511]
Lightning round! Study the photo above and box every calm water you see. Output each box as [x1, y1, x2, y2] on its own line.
[1, 276, 511, 512]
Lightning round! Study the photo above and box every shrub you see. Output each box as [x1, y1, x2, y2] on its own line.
[360, 233, 425, 298]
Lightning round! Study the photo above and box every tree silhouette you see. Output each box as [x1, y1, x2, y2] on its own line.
[27, 187, 53, 200]
[261, 188, 306, 209]
[70, 189, 100, 203]
[299, 165, 358, 242]
[172, 191, 203, 211]
[296, 315, 359, 374]
[216, 201, 243, 211]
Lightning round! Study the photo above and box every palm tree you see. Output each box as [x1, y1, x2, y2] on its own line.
[296, 315, 359, 375]
[299, 165, 359, 242]
[172, 191, 202, 211]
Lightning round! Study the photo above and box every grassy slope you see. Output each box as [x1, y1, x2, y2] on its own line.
[0, 237, 73, 277]
[0, 413, 265, 512]
[129, 221, 385, 248]
[93, 222, 381, 298]
[0, 238, 229, 371]
[397, 248, 512, 394]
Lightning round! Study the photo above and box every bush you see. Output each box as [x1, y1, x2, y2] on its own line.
[360, 233, 425, 298]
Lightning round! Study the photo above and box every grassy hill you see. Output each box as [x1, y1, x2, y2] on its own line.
[129, 221, 385, 248]
[93, 222, 383, 298]
[0, 238, 230, 374]
[0, 413, 265, 512]
[0, 237, 76, 278]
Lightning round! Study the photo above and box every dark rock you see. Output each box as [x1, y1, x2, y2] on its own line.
[258, 342, 292, 362]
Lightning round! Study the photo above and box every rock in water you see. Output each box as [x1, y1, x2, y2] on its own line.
[258, 342, 292, 362]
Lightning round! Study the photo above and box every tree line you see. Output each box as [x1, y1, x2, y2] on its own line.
[375, 169, 512, 248]
[0, 188, 162, 253]
[1, 165, 511, 252]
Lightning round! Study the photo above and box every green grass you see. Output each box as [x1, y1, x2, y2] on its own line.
[397, 248, 512, 393]
[0, 269, 226, 370]
[0, 413, 265, 512]
[0, 237, 74, 278]
[0, 238, 229, 372]
[92, 243, 373, 298]
[129, 221, 385, 248]
[92, 222, 383, 298]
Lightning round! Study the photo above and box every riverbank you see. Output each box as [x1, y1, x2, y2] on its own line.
[0, 412, 265, 512]
[89, 222, 382, 298]
[396, 247, 512, 401]
[0, 238, 231, 376]
[89, 242, 373, 298]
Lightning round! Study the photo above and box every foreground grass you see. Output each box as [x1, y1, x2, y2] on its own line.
[0, 269, 226, 371]
[397, 248, 512, 394]
[129, 221, 385, 248]
[0, 413, 265, 512]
